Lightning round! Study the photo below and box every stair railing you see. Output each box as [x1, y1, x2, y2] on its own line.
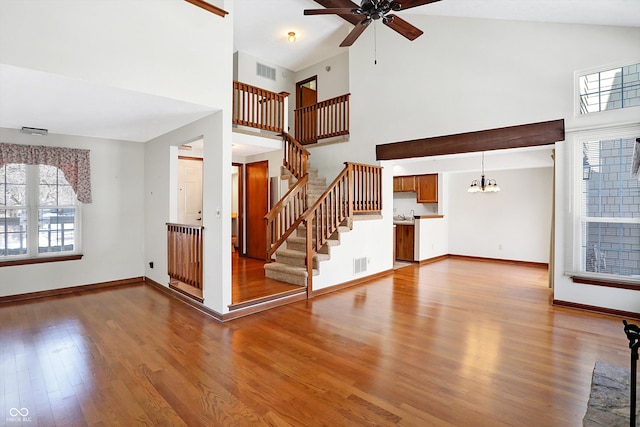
[264, 174, 309, 261]
[264, 133, 310, 260]
[303, 162, 383, 291]
[282, 132, 309, 179]
[295, 94, 350, 145]
[233, 81, 289, 133]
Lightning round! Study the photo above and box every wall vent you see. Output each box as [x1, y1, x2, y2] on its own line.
[353, 257, 368, 275]
[256, 62, 276, 81]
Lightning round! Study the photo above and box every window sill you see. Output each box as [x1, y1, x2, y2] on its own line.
[572, 275, 640, 291]
[0, 254, 83, 268]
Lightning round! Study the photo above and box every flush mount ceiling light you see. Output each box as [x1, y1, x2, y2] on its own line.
[21, 126, 48, 136]
[287, 31, 296, 43]
[468, 152, 500, 193]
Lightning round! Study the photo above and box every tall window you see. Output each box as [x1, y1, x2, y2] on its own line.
[568, 128, 640, 281]
[579, 62, 640, 114]
[0, 163, 79, 259]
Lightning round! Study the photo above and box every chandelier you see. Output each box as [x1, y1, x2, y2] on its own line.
[468, 152, 500, 193]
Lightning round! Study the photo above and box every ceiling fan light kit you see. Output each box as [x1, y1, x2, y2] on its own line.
[304, 0, 441, 47]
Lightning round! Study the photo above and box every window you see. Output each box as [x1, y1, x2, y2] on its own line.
[0, 163, 80, 260]
[567, 128, 640, 283]
[579, 62, 640, 114]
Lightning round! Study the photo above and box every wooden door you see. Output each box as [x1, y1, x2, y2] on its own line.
[177, 157, 203, 225]
[245, 160, 269, 260]
[297, 76, 317, 144]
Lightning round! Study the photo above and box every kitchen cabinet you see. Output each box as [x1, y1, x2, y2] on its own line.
[395, 224, 415, 261]
[416, 174, 438, 203]
[393, 176, 416, 192]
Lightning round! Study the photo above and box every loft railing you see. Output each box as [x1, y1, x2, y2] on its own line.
[294, 94, 350, 145]
[282, 132, 309, 179]
[167, 223, 203, 290]
[232, 81, 289, 133]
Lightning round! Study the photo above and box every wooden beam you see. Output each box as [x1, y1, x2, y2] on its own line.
[376, 119, 565, 161]
[184, 0, 228, 17]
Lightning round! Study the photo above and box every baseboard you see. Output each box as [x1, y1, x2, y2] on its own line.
[447, 254, 549, 268]
[0, 277, 144, 304]
[223, 292, 308, 321]
[419, 255, 448, 265]
[310, 269, 394, 298]
[553, 299, 640, 320]
[143, 277, 223, 321]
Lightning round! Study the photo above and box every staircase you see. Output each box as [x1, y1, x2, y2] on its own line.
[263, 133, 383, 290]
[264, 166, 347, 286]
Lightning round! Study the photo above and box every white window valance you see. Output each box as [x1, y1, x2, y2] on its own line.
[0, 143, 92, 203]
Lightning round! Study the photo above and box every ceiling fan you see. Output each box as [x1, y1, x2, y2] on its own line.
[304, 0, 442, 47]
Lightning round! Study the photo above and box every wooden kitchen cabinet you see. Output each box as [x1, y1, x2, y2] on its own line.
[395, 224, 415, 261]
[393, 176, 416, 192]
[416, 174, 438, 203]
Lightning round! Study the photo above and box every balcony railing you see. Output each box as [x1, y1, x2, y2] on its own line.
[232, 81, 289, 133]
[294, 94, 350, 145]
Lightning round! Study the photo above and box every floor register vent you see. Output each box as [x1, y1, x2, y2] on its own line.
[353, 257, 368, 275]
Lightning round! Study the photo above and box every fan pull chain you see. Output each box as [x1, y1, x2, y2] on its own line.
[374, 21, 378, 65]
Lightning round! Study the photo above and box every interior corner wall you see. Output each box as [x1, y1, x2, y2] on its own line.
[144, 112, 232, 314]
[293, 51, 350, 103]
[0, 0, 231, 107]
[0, 127, 145, 297]
[234, 51, 296, 97]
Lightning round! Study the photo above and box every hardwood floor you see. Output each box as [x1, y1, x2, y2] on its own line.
[0, 258, 630, 426]
[232, 252, 302, 304]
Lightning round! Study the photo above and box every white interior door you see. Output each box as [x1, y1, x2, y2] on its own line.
[178, 158, 203, 225]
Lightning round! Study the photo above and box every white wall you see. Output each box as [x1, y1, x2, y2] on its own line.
[293, 51, 350, 103]
[0, 0, 230, 108]
[0, 127, 145, 296]
[302, 16, 638, 303]
[307, 16, 640, 174]
[144, 112, 232, 314]
[448, 167, 553, 263]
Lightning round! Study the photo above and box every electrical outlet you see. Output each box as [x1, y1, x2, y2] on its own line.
[149, 261, 154, 268]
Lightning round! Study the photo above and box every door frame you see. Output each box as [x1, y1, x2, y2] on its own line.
[296, 75, 317, 108]
[233, 162, 245, 256]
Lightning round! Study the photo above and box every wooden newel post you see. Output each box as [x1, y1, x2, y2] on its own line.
[623, 320, 640, 427]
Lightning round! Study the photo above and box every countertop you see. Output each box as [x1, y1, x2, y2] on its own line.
[393, 215, 444, 225]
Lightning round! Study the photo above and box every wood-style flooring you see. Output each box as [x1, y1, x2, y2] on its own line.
[232, 252, 302, 304]
[0, 258, 630, 426]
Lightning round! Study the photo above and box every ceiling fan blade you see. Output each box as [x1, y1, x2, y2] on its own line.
[313, 0, 362, 25]
[339, 19, 371, 47]
[304, 8, 357, 15]
[383, 15, 423, 40]
[394, 0, 442, 11]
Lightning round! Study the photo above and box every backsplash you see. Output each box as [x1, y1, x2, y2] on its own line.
[393, 193, 437, 216]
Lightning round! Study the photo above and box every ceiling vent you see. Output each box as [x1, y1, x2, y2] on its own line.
[256, 62, 276, 81]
